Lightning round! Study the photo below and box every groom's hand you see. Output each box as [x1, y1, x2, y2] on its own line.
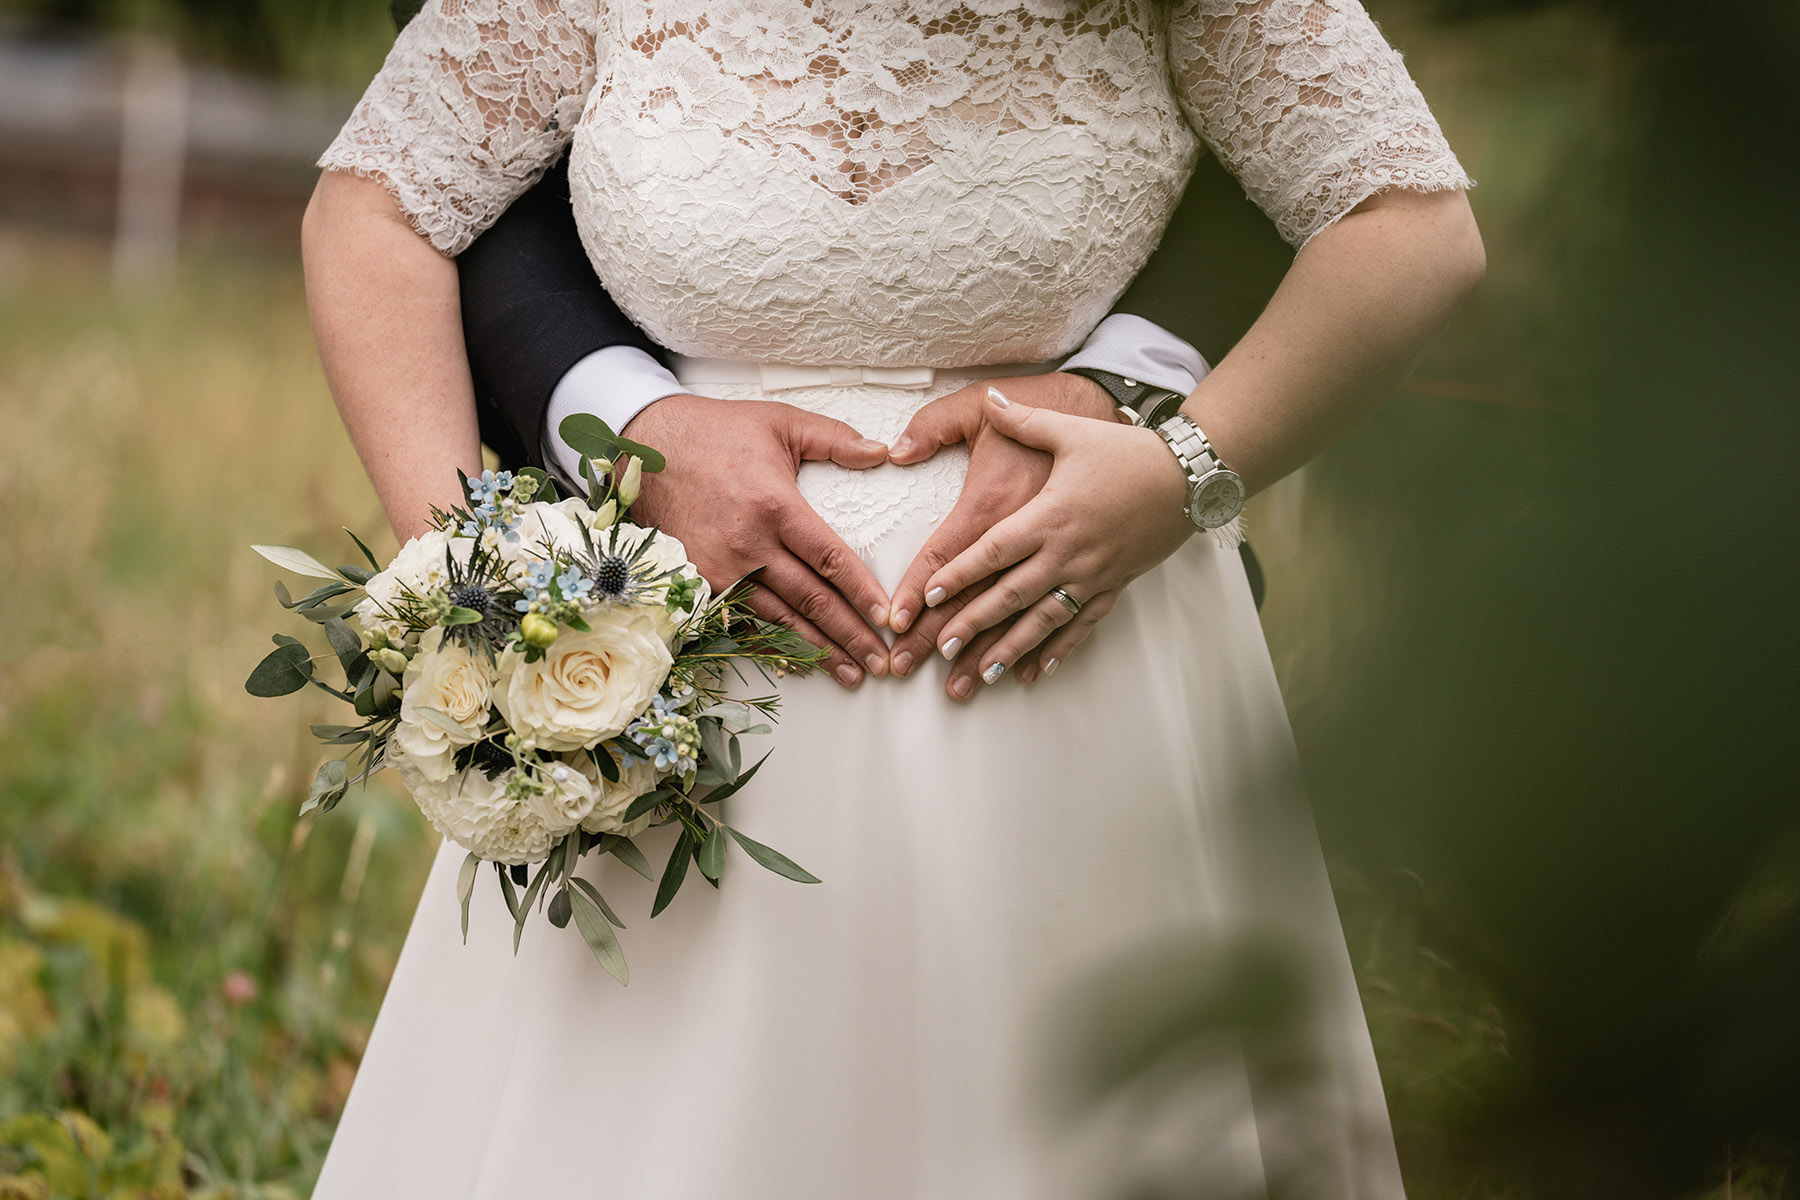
[885, 372, 1119, 698]
[623, 394, 893, 687]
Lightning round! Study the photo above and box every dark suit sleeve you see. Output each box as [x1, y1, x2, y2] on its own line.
[456, 155, 664, 470]
[1107, 153, 1292, 360]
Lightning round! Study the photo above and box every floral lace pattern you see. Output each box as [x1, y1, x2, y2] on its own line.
[321, 0, 1468, 552]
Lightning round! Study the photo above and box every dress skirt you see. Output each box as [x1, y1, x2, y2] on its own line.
[311, 371, 1407, 1200]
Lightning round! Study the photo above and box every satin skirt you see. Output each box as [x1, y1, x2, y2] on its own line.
[312, 375, 1406, 1200]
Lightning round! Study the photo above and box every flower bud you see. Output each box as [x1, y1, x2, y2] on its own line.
[590, 499, 618, 530]
[363, 626, 390, 651]
[372, 647, 409, 675]
[520, 612, 559, 649]
[616, 455, 643, 507]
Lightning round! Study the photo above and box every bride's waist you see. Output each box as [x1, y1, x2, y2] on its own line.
[669, 355, 1056, 397]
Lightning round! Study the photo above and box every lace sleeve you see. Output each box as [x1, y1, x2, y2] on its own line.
[318, 0, 603, 256]
[1168, 0, 1474, 250]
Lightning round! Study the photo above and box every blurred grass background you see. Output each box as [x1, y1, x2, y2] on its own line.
[1, 0, 1796, 1197]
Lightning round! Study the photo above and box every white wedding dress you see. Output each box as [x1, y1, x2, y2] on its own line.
[313, 1, 1470, 1196]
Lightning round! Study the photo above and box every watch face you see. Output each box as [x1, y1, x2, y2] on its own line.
[1190, 470, 1246, 529]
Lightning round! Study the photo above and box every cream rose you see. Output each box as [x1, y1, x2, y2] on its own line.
[574, 748, 662, 838]
[388, 742, 557, 866]
[493, 611, 672, 752]
[393, 629, 496, 781]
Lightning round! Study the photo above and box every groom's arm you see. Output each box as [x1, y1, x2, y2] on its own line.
[456, 155, 674, 474]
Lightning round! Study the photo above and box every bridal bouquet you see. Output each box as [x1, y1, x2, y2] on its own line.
[246, 416, 824, 984]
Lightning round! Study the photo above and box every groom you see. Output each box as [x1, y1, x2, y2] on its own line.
[453, 149, 1272, 694]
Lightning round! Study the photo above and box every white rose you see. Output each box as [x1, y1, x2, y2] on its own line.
[388, 742, 557, 866]
[354, 529, 474, 635]
[530, 759, 602, 835]
[506, 499, 592, 563]
[393, 629, 496, 780]
[493, 611, 672, 752]
[574, 748, 663, 837]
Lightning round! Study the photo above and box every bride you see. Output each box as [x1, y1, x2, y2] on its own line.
[300, 0, 1481, 1195]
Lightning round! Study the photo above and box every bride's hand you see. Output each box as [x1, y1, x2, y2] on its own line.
[920, 387, 1195, 683]
[885, 372, 1119, 699]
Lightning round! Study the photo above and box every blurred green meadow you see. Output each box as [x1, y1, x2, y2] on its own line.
[2, 0, 1796, 1197]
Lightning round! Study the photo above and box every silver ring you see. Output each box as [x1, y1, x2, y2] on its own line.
[1048, 586, 1082, 617]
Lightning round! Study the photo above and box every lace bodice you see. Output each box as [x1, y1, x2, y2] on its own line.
[322, 0, 1470, 549]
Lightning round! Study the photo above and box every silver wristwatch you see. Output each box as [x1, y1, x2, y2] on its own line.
[1154, 414, 1245, 531]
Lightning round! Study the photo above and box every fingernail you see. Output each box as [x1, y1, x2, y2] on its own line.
[891, 434, 914, 457]
[859, 438, 888, 453]
[892, 649, 914, 676]
[870, 603, 890, 626]
[981, 662, 1006, 685]
[925, 586, 947, 606]
[864, 652, 886, 676]
[891, 607, 912, 632]
[1019, 667, 1038, 684]
[951, 675, 974, 699]
[940, 636, 963, 660]
[1043, 657, 1060, 677]
[987, 386, 1010, 408]
[835, 664, 862, 687]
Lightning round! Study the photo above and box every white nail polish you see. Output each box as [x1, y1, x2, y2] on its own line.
[981, 662, 1006, 685]
[940, 636, 963, 660]
[987, 386, 1010, 408]
[926, 586, 946, 606]
[891, 435, 914, 456]
[1043, 657, 1060, 677]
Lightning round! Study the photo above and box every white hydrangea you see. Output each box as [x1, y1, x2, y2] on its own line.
[529, 759, 603, 833]
[388, 741, 558, 866]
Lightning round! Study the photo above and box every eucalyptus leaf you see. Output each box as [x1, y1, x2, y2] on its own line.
[413, 706, 471, 738]
[623, 789, 669, 824]
[514, 862, 552, 953]
[252, 543, 341, 581]
[590, 744, 621, 783]
[571, 876, 626, 928]
[609, 435, 666, 473]
[274, 579, 296, 608]
[698, 718, 736, 784]
[567, 885, 629, 985]
[547, 887, 573, 929]
[726, 827, 821, 884]
[246, 642, 312, 697]
[498, 865, 522, 923]
[557, 412, 621, 460]
[343, 525, 381, 569]
[606, 837, 654, 882]
[695, 751, 770, 807]
[697, 824, 726, 881]
[300, 759, 349, 817]
[324, 616, 362, 671]
[651, 830, 694, 917]
[337, 564, 377, 585]
[457, 852, 480, 942]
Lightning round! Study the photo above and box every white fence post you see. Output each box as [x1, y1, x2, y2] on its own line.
[113, 37, 187, 293]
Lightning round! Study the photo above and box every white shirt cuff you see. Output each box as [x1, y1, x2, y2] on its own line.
[1059, 313, 1210, 396]
[540, 346, 687, 492]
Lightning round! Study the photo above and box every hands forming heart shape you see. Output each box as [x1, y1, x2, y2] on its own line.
[622, 370, 1192, 702]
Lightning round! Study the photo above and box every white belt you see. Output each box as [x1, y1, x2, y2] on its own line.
[671, 355, 1054, 393]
